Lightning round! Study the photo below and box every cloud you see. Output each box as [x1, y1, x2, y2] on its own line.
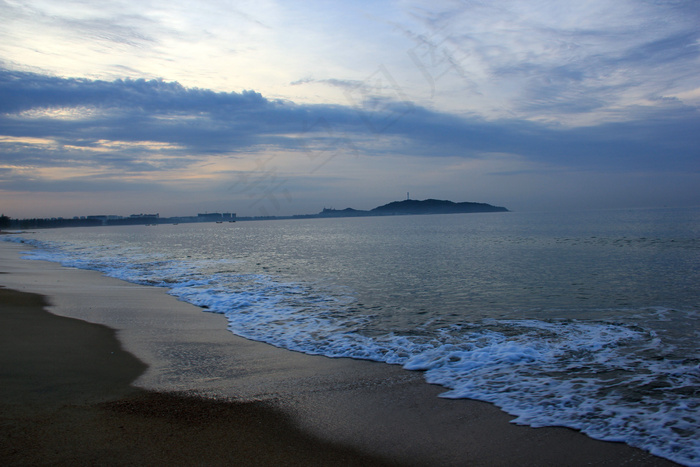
[1, 69, 698, 185]
[394, 0, 700, 123]
[291, 78, 364, 90]
[0, 70, 267, 114]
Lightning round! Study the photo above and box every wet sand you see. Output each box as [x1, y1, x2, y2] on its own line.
[0, 240, 676, 465]
[0, 286, 395, 465]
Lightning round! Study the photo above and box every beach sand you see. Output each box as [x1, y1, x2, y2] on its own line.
[0, 240, 676, 466]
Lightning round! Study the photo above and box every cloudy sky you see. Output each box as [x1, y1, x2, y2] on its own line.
[1, 0, 699, 218]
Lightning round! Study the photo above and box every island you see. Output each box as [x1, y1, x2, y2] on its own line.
[311, 199, 509, 218]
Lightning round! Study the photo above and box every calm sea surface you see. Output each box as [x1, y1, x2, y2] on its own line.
[6, 208, 700, 465]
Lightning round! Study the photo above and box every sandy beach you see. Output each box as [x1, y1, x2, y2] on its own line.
[0, 239, 676, 466]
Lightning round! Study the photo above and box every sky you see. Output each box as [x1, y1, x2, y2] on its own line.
[1, 0, 699, 218]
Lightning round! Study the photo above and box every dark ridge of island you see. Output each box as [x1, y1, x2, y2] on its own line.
[314, 199, 509, 219]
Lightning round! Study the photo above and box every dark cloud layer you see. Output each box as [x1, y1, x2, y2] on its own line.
[1, 69, 698, 184]
[0, 71, 266, 114]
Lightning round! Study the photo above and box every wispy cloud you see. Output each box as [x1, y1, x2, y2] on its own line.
[393, 0, 700, 122]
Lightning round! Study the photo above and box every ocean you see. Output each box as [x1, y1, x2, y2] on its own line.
[5, 208, 699, 466]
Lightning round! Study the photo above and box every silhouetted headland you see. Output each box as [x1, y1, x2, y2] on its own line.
[315, 199, 509, 218]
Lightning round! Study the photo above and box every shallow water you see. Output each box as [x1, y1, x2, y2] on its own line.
[6, 208, 700, 465]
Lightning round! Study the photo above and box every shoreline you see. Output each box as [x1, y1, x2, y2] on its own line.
[0, 240, 677, 465]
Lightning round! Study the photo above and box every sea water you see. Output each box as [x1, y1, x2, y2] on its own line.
[5, 208, 699, 465]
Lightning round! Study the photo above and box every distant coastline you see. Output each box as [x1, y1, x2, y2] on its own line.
[311, 199, 509, 219]
[1, 199, 508, 229]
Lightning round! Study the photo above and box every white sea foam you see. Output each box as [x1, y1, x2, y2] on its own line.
[3, 234, 699, 466]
